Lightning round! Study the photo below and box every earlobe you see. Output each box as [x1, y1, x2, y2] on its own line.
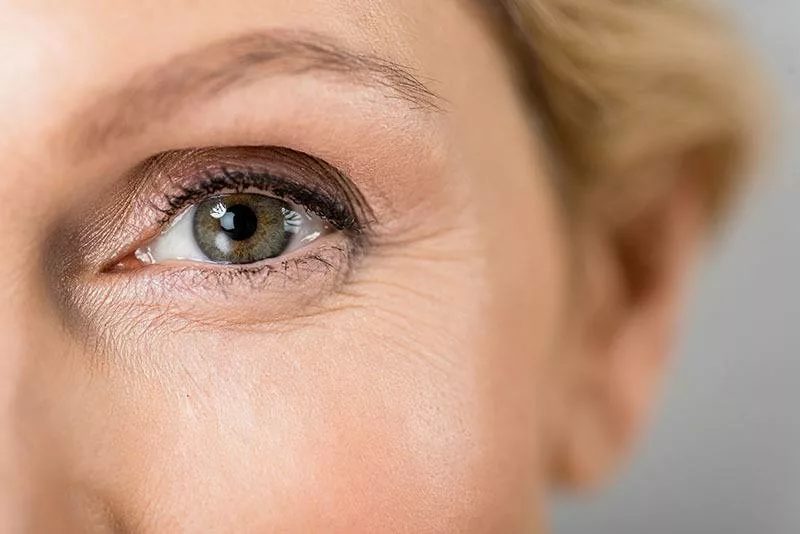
[547, 176, 707, 490]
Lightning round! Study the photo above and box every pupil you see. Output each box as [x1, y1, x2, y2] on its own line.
[219, 204, 258, 241]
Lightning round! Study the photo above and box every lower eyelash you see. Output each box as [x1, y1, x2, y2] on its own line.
[223, 251, 344, 284]
[145, 242, 354, 294]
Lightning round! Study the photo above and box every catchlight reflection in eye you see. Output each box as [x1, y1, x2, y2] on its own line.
[136, 193, 328, 266]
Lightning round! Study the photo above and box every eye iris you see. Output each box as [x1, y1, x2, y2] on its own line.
[193, 194, 294, 264]
[219, 205, 258, 241]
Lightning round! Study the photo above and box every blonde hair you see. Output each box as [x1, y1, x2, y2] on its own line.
[485, 0, 765, 223]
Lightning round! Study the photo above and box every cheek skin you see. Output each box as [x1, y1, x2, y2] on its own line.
[430, 0, 571, 525]
[55, 24, 562, 534]
[45, 172, 565, 533]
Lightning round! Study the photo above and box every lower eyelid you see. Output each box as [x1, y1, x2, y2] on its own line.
[96, 241, 357, 330]
[132, 233, 352, 284]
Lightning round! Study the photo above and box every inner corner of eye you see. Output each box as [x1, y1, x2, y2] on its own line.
[100, 246, 153, 274]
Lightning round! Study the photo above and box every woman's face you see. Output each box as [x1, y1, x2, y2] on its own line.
[2, 1, 573, 532]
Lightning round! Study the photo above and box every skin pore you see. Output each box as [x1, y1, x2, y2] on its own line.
[0, 0, 710, 532]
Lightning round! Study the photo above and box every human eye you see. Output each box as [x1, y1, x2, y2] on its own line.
[105, 146, 373, 300]
[138, 188, 331, 266]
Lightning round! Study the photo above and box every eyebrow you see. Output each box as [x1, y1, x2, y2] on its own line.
[68, 30, 443, 157]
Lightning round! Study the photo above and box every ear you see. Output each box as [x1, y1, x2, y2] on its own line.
[546, 162, 709, 490]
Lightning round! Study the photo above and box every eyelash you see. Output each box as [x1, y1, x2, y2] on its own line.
[155, 166, 365, 237]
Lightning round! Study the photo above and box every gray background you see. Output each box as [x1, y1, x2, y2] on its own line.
[554, 2, 799, 533]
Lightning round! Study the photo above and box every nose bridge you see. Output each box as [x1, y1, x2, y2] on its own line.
[0, 262, 72, 532]
[0, 319, 45, 533]
[0, 327, 28, 534]
[0, 25, 86, 529]
[0, 400, 75, 534]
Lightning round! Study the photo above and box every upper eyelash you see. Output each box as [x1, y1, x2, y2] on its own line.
[154, 166, 365, 235]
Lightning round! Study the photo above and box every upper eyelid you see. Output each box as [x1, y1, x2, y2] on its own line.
[155, 165, 366, 234]
[137, 147, 377, 239]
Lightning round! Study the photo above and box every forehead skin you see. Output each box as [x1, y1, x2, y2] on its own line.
[0, 1, 566, 533]
[3, 0, 472, 141]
